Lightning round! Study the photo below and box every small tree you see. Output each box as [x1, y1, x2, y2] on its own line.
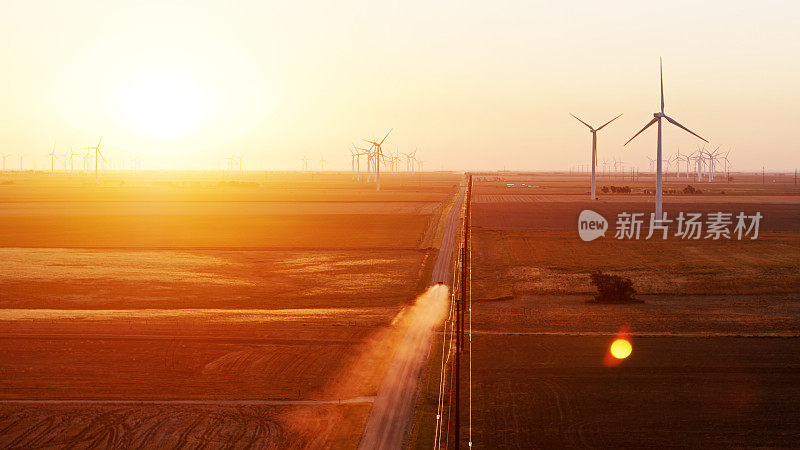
[588, 271, 639, 303]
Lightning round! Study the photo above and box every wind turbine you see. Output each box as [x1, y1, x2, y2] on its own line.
[670, 147, 683, 178]
[319, 156, 326, 171]
[624, 59, 708, 219]
[82, 148, 92, 172]
[349, 146, 358, 180]
[353, 144, 370, 181]
[683, 151, 693, 179]
[225, 154, 236, 170]
[299, 155, 311, 171]
[570, 113, 622, 200]
[67, 146, 75, 172]
[721, 149, 732, 179]
[18, 154, 25, 171]
[87, 137, 103, 182]
[362, 129, 392, 191]
[0, 154, 8, 171]
[48, 141, 56, 175]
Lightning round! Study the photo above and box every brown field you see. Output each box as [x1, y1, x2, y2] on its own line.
[411, 172, 800, 449]
[0, 171, 462, 448]
[468, 334, 800, 448]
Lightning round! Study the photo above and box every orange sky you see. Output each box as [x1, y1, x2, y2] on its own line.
[1, 0, 798, 171]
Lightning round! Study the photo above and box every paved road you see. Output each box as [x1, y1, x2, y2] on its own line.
[359, 185, 465, 450]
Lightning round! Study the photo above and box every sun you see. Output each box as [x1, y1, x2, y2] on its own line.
[115, 69, 210, 140]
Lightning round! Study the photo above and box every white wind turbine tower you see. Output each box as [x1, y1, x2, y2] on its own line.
[570, 113, 623, 200]
[708, 146, 722, 181]
[624, 59, 708, 219]
[87, 137, 103, 182]
[670, 147, 683, 178]
[300, 155, 311, 171]
[82, 148, 92, 172]
[647, 156, 656, 173]
[349, 146, 358, 180]
[402, 150, 415, 174]
[319, 156, 326, 171]
[0, 153, 8, 171]
[48, 141, 56, 175]
[693, 146, 706, 181]
[355, 145, 370, 181]
[362, 129, 392, 191]
[612, 157, 624, 179]
[683, 150, 693, 179]
[398, 151, 403, 173]
[721, 149, 732, 179]
[67, 146, 76, 172]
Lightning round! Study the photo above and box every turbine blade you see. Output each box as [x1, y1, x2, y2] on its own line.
[378, 129, 393, 146]
[595, 113, 623, 131]
[569, 113, 593, 130]
[623, 117, 658, 146]
[664, 115, 708, 143]
[660, 57, 664, 113]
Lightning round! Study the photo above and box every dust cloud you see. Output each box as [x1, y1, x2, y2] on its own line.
[358, 284, 450, 449]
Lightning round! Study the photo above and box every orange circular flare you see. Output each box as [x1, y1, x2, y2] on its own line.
[609, 338, 632, 359]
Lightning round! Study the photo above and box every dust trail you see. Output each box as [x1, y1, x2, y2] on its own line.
[358, 284, 450, 449]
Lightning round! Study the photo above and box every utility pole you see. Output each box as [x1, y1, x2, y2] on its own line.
[456, 173, 472, 449]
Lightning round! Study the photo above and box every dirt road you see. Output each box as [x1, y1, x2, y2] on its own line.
[359, 187, 465, 449]
[428, 187, 466, 286]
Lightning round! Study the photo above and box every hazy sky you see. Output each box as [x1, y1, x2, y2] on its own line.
[1, 0, 798, 171]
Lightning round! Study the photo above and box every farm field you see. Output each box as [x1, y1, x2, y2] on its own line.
[0, 171, 462, 448]
[411, 172, 800, 449]
[468, 334, 800, 448]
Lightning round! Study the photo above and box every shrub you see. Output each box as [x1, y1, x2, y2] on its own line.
[587, 271, 640, 303]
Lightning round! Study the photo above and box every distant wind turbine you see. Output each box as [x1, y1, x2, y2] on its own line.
[87, 137, 103, 182]
[363, 129, 392, 191]
[48, 141, 56, 175]
[624, 59, 708, 219]
[570, 112, 623, 200]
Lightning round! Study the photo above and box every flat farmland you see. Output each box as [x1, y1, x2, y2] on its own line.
[0, 171, 462, 448]
[470, 180, 800, 300]
[0, 403, 372, 448]
[469, 334, 800, 449]
[0, 248, 430, 309]
[434, 174, 800, 449]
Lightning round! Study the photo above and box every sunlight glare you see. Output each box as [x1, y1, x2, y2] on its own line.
[609, 338, 632, 359]
[115, 69, 210, 140]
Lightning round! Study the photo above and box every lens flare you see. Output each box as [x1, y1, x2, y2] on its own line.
[609, 338, 632, 359]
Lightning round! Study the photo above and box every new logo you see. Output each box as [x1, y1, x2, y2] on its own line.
[578, 210, 608, 241]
